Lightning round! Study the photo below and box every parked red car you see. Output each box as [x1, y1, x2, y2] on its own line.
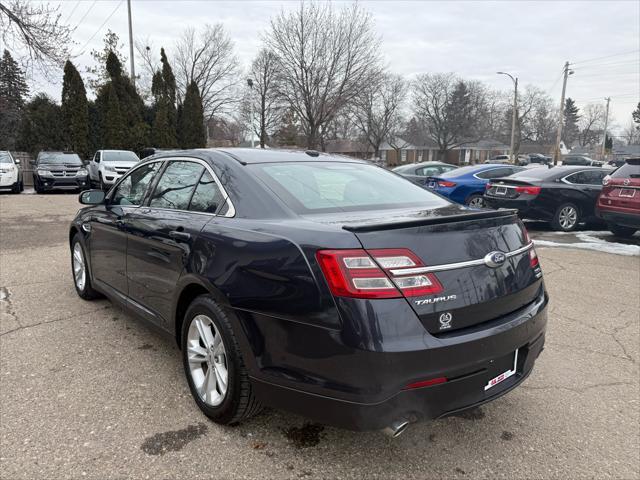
[596, 158, 640, 237]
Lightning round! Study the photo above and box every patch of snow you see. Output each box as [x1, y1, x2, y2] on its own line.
[533, 237, 640, 256]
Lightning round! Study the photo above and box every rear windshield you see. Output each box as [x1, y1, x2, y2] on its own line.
[0, 152, 13, 164]
[509, 167, 559, 181]
[252, 162, 449, 213]
[440, 165, 494, 178]
[611, 160, 640, 179]
[103, 151, 139, 162]
[37, 153, 82, 165]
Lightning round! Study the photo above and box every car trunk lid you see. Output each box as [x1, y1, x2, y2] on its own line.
[342, 206, 543, 334]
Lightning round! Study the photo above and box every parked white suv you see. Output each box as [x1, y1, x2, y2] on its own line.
[0, 151, 23, 193]
[88, 150, 140, 189]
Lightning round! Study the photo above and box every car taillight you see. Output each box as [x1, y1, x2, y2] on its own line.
[316, 248, 443, 299]
[520, 223, 540, 268]
[602, 175, 611, 186]
[485, 183, 493, 190]
[438, 180, 456, 187]
[403, 377, 447, 390]
[515, 185, 541, 195]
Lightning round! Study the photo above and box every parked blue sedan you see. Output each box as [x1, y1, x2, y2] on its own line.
[426, 164, 525, 207]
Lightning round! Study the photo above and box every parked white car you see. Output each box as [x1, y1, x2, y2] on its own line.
[88, 150, 140, 189]
[0, 151, 23, 193]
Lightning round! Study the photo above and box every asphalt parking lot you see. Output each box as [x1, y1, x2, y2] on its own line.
[1, 192, 639, 479]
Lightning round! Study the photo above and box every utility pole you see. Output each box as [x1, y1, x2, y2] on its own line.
[553, 61, 572, 164]
[601, 97, 611, 160]
[247, 78, 255, 148]
[127, 0, 136, 88]
[497, 72, 518, 162]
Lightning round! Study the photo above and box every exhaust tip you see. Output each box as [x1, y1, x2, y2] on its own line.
[381, 420, 410, 438]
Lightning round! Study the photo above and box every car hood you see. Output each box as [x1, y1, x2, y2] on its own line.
[101, 160, 138, 168]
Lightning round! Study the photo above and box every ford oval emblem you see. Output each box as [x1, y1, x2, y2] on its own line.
[484, 251, 507, 268]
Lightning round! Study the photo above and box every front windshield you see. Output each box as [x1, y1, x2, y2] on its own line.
[102, 151, 139, 163]
[252, 161, 449, 214]
[38, 153, 82, 165]
[0, 152, 13, 164]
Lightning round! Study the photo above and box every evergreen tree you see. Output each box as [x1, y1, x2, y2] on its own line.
[563, 98, 580, 146]
[95, 50, 149, 153]
[179, 81, 206, 148]
[605, 134, 613, 152]
[17, 94, 63, 156]
[61, 60, 89, 158]
[0, 50, 29, 150]
[633, 102, 640, 129]
[150, 49, 178, 147]
[103, 83, 124, 148]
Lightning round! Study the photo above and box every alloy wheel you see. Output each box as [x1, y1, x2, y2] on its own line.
[72, 243, 86, 291]
[186, 314, 229, 406]
[558, 206, 578, 230]
[468, 196, 485, 208]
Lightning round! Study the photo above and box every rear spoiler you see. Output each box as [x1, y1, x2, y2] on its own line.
[342, 209, 519, 232]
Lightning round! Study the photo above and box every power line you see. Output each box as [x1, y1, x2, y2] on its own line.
[547, 66, 566, 93]
[570, 50, 640, 66]
[73, 0, 98, 32]
[572, 59, 640, 70]
[75, 0, 125, 56]
[63, 1, 82, 24]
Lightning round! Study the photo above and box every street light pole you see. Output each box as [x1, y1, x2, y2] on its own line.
[601, 97, 611, 160]
[127, 0, 135, 88]
[497, 72, 518, 162]
[247, 78, 254, 148]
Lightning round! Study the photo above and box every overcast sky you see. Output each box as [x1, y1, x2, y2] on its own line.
[28, 0, 640, 133]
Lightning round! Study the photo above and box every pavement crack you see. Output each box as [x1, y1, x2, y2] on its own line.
[547, 340, 636, 364]
[0, 305, 111, 337]
[0, 286, 21, 328]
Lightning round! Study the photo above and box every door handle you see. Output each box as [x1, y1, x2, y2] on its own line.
[169, 230, 191, 241]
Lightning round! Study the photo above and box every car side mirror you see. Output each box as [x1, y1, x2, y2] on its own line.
[79, 189, 106, 205]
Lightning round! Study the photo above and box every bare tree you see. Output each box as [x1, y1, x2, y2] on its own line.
[265, 2, 382, 150]
[578, 103, 605, 147]
[174, 24, 239, 121]
[352, 74, 406, 159]
[134, 38, 160, 102]
[243, 49, 284, 148]
[0, 0, 72, 75]
[518, 89, 557, 145]
[412, 73, 485, 160]
[621, 119, 640, 145]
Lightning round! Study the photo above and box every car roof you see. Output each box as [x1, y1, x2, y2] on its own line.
[215, 148, 367, 165]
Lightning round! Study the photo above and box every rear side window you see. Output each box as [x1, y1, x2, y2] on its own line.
[611, 161, 640, 179]
[564, 170, 604, 185]
[189, 170, 226, 214]
[252, 162, 449, 213]
[111, 162, 161, 206]
[476, 167, 514, 179]
[149, 161, 204, 210]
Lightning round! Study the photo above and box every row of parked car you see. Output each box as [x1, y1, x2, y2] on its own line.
[394, 159, 640, 237]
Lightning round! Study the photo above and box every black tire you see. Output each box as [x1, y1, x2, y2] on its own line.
[11, 182, 20, 194]
[34, 179, 43, 194]
[608, 224, 637, 238]
[551, 203, 580, 232]
[70, 234, 101, 300]
[181, 295, 262, 425]
[19, 181, 24, 192]
[466, 194, 485, 208]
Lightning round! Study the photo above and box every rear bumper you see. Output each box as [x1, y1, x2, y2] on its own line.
[596, 208, 640, 229]
[247, 287, 548, 431]
[484, 197, 551, 220]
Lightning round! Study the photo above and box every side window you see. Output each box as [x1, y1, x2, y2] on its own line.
[149, 161, 204, 210]
[564, 171, 588, 184]
[111, 162, 161, 206]
[477, 168, 511, 179]
[95, 152, 101, 163]
[189, 170, 226, 214]
[583, 170, 607, 185]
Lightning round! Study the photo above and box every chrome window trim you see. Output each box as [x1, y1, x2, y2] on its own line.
[144, 157, 236, 218]
[388, 242, 534, 276]
[561, 170, 604, 187]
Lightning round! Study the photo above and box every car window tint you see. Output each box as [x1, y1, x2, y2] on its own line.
[417, 166, 439, 176]
[611, 161, 640, 178]
[564, 171, 590, 184]
[150, 161, 204, 210]
[476, 168, 511, 179]
[189, 170, 226, 214]
[111, 162, 161, 206]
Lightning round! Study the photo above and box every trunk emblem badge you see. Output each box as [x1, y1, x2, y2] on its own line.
[623, 178, 630, 186]
[484, 251, 506, 268]
[439, 312, 453, 330]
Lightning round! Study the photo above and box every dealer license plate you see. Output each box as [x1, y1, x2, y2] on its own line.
[484, 349, 518, 391]
[619, 188, 636, 198]
[495, 186, 508, 195]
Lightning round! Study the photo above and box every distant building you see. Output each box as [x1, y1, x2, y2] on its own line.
[611, 144, 640, 160]
[324, 140, 372, 159]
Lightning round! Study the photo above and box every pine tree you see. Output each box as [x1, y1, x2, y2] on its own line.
[633, 102, 640, 129]
[61, 60, 89, 158]
[563, 98, 580, 146]
[0, 50, 29, 150]
[179, 81, 206, 148]
[150, 49, 178, 147]
[17, 94, 64, 156]
[160, 48, 177, 143]
[103, 83, 124, 148]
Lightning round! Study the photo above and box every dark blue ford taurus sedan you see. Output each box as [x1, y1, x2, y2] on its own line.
[69, 149, 547, 436]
